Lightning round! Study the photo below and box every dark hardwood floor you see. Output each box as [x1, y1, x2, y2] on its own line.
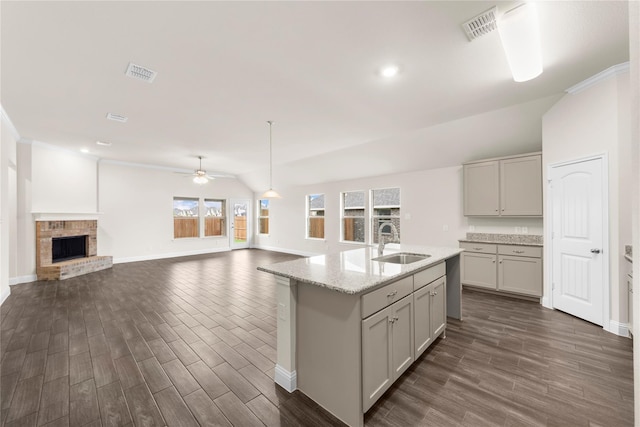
[0, 249, 633, 426]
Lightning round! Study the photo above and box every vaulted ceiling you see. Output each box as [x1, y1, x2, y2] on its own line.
[1, 1, 630, 190]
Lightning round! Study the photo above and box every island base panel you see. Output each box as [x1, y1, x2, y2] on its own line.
[297, 282, 364, 427]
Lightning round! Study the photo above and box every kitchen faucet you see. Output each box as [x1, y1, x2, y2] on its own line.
[378, 221, 399, 256]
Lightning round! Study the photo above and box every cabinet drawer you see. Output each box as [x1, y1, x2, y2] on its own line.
[362, 276, 413, 319]
[460, 242, 497, 254]
[413, 262, 446, 291]
[498, 245, 542, 258]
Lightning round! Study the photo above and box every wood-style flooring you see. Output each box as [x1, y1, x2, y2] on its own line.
[0, 249, 634, 426]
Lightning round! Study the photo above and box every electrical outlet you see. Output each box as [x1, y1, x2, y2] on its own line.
[469, 225, 475, 232]
[442, 225, 449, 232]
[515, 227, 522, 233]
[522, 226, 528, 234]
[404, 213, 412, 220]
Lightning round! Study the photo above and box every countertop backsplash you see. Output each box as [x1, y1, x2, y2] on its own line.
[461, 232, 543, 246]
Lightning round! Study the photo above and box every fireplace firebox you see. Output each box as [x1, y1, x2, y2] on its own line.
[52, 235, 87, 263]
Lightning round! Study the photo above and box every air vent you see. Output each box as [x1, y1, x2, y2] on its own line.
[125, 62, 157, 83]
[462, 7, 498, 41]
[106, 113, 128, 123]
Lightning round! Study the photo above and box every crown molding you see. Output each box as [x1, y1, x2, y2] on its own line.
[565, 62, 630, 95]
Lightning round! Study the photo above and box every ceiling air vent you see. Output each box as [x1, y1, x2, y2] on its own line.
[106, 112, 128, 123]
[125, 62, 157, 83]
[462, 7, 498, 41]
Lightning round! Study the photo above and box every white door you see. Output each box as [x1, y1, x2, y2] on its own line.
[230, 199, 250, 249]
[550, 157, 606, 326]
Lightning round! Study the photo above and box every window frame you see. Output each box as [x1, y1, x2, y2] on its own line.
[203, 198, 227, 238]
[258, 199, 270, 235]
[306, 193, 326, 240]
[370, 187, 401, 244]
[340, 190, 367, 244]
[173, 196, 200, 239]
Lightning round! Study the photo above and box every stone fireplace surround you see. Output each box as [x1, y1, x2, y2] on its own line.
[36, 219, 112, 280]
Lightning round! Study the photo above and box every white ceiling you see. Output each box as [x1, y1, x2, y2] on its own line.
[0, 1, 630, 191]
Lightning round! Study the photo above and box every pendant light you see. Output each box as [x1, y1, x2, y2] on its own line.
[261, 121, 281, 198]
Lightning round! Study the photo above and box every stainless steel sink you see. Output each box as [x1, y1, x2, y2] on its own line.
[372, 252, 431, 265]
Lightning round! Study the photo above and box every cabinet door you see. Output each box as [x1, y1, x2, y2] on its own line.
[500, 155, 542, 216]
[430, 278, 447, 338]
[463, 161, 500, 216]
[461, 252, 497, 289]
[362, 307, 392, 411]
[413, 285, 432, 359]
[390, 295, 414, 380]
[498, 255, 542, 296]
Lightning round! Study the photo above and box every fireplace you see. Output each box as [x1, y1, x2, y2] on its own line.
[36, 219, 112, 280]
[52, 235, 87, 263]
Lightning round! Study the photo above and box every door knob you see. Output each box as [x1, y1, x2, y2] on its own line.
[590, 248, 601, 254]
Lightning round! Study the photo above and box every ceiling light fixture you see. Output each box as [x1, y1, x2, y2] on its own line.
[497, 2, 543, 82]
[80, 148, 89, 154]
[380, 65, 399, 78]
[96, 140, 112, 146]
[193, 156, 209, 185]
[261, 121, 281, 199]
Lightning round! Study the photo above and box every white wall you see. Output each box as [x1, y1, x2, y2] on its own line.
[629, 1, 640, 422]
[542, 68, 631, 330]
[98, 161, 254, 263]
[31, 142, 98, 213]
[254, 165, 542, 257]
[1, 109, 19, 304]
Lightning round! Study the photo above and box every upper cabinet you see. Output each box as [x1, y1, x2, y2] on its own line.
[463, 153, 542, 217]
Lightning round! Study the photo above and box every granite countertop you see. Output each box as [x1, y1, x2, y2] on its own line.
[459, 232, 543, 247]
[257, 244, 463, 295]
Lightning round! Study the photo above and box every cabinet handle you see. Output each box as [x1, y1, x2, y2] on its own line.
[514, 250, 525, 254]
[499, 260, 503, 264]
[473, 247, 483, 251]
[492, 260, 496, 263]
[501, 209, 505, 211]
[431, 291, 438, 296]
[394, 316, 399, 321]
[388, 318, 395, 324]
[387, 290, 397, 298]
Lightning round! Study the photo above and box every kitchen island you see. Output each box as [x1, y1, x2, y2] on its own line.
[258, 245, 463, 427]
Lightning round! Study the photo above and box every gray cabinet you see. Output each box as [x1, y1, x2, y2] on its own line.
[463, 160, 499, 216]
[362, 262, 445, 412]
[461, 242, 542, 298]
[461, 251, 497, 290]
[414, 277, 447, 359]
[362, 294, 414, 412]
[463, 153, 542, 217]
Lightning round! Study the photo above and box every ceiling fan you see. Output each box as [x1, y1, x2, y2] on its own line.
[176, 156, 222, 184]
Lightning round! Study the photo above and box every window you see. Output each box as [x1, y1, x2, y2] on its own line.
[371, 188, 401, 244]
[258, 199, 269, 235]
[341, 191, 365, 243]
[173, 197, 199, 238]
[306, 194, 325, 239]
[204, 199, 226, 237]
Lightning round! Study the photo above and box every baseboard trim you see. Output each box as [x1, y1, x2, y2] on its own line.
[9, 275, 38, 286]
[252, 245, 317, 258]
[113, 247, 231, 264]
[0, 287, 10, 305]
[274, 364, 297, 392]
[606, 320, 630, 338]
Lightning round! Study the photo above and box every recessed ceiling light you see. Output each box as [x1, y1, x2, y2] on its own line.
[380, 65, 400, 78]
[80, 148, 89, 154]
[106, 112, 128, 123]
[96, 140, 112, 146]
